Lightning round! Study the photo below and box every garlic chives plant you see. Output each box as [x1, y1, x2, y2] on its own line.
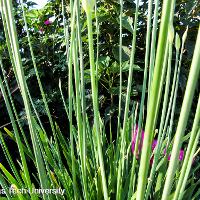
[0, 0, 199, 199]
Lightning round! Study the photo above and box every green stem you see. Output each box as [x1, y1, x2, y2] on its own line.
[161, 25, 200, 200]
[136, 0, 175, 198]
[116, 0, 139, 198]
[68, 0, 78, 198]
[174, 94, 200, 200]
[85, 9, 108, 200]
[117, 0, 123, 137]
[2, 0, 49, 199]
[148, 0, 160, 100]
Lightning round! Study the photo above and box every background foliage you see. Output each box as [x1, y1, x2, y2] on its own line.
[0, 0, 199, 191]
[0, 0, 199, 132]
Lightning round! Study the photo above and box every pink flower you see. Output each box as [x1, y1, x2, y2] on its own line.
[44, 19, 52, 25]
[132, 125, 157, 157]
[179, 150, 184, 160]
[131, 125, 184, 162]
[164, 149, 184, 161]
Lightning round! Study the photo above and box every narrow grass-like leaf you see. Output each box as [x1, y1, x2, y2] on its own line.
[83, 1, 108, 199]
[116, 0, 139, 198]
[161, 25, 200, 200]
[173, 94, 200, 200]
[1, 1, 50, 199]
[136, 0, 176, 198]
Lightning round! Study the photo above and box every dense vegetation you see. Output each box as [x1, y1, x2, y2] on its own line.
[0, 0, 199, 199]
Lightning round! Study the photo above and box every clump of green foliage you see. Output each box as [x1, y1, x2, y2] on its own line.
[0, 0, 199, 200]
